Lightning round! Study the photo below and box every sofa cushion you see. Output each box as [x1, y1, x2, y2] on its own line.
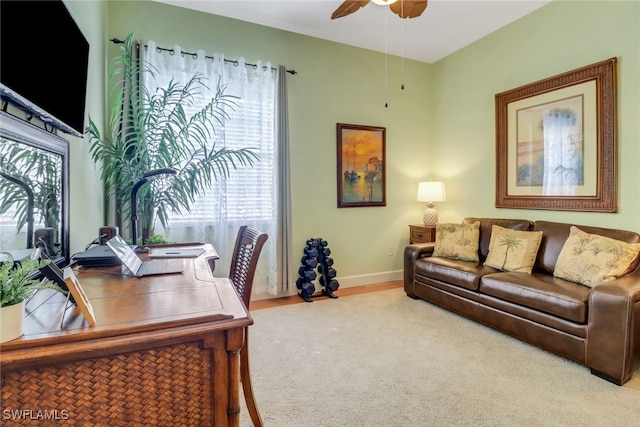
[533, 221, 640, 274]
[479, 272, 590, 324]
[416, 257, 499, 291]
[553, 226, 640, 287]
[484, 226, 543, 274]
[433, 221, 481, 261]
[463, 218, 533, 261]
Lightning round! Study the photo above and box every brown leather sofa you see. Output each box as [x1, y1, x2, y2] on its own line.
[404, 217, 640, 385]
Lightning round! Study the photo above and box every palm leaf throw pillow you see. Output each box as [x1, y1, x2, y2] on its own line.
[554, 226, 640, 287]
[433, 221, 480, 262]
[484, 225, 543, 274]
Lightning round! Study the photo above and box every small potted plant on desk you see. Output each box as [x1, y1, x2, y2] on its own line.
[0, 257, 67, 343]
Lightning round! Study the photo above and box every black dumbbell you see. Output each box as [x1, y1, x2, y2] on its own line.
[304, 246, 318, 257]
[299, 281, 315, 302]
[301, 255, 318, 268]
[298, 268, 316, 281]
[325, 268, 337, 279]
[326, 280, 339, 292]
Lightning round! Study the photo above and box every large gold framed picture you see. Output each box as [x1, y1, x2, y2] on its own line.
[495, 58, 617, 212]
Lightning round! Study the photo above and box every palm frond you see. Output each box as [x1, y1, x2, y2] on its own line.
[0, 140, 62, 233]
[86, 32, 258, 243]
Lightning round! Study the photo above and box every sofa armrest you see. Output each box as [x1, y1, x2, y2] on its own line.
[586, 268, 640, 384]
[404, 243, 434, 297]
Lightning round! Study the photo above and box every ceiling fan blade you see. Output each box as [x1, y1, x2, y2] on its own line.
[390, 0, 428, 19]
[331, 0, 370, 20]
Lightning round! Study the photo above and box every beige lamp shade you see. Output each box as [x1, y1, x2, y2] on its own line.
[417, 181, 446, 225]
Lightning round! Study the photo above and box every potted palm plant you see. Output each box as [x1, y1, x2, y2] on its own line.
[87, 33, 258, 244]
[0, 257, 66, 343]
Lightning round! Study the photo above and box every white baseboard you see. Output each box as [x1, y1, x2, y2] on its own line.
[254, 270, 404, 300]
[336, 270, 403, 288]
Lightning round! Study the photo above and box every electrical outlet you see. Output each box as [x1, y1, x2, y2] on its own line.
[388, 246, 394, 257]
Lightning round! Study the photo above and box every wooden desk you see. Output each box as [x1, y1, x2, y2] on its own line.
[0, 245, 249, 426]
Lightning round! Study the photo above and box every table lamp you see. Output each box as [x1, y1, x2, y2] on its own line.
[130, 168, 177, 246]
[417, 181, 446, 225]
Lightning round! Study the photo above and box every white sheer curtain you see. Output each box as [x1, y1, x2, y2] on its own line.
[142, 41, 279, 295]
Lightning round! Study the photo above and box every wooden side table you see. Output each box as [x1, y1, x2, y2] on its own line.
[409, 224, 436, 244]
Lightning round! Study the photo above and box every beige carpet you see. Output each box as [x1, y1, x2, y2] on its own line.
[240, 288, 640, 426]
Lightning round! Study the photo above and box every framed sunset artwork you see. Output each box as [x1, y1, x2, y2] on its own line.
[336, 123, 386, 208]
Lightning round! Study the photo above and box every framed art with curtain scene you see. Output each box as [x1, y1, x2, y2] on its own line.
[336, 123, 386, 208]
[495, 58, 617, 212]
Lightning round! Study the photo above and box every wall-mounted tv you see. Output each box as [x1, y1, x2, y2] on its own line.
[0, 0, 89, 138]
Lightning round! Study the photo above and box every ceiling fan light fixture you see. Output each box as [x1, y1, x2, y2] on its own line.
[331, 0, 427, 20]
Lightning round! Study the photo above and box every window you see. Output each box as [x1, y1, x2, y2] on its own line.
[143, 41, 279, 294]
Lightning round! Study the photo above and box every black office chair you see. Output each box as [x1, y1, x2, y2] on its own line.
[228, 225, 268, 427]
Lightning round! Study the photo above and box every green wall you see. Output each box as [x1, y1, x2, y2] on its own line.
[106, 0, 434, 291]
[69, 1, 639, 295]
[64, 1, 107, 256]
[431, 1, 640, 232]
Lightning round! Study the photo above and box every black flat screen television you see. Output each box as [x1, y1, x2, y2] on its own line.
[0, 0, 89, 138]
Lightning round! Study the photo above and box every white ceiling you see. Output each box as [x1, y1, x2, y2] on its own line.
[152, 0, 552, 64]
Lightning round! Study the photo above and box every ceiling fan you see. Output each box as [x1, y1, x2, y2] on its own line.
[331, 0, 428, 20]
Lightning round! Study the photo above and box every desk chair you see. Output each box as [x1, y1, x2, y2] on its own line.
[229, 226, 268, 427]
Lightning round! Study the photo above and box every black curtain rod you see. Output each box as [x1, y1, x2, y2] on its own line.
[110, 38, 297, 75]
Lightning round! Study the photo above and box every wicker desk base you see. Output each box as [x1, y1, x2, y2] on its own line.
[2, 342, 212, 426]
[1, 249, 248, 427]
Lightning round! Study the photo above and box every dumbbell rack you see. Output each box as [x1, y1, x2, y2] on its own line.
[296, 238, 340, 302]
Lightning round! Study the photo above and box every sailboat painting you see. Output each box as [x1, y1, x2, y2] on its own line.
[336, 123, 386, 208]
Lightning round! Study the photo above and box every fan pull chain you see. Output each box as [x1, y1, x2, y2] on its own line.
[401, 0, 405, 90]
[384, 6, 389, 108]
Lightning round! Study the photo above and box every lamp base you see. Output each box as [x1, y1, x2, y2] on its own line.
[423, 207, 438, 226]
